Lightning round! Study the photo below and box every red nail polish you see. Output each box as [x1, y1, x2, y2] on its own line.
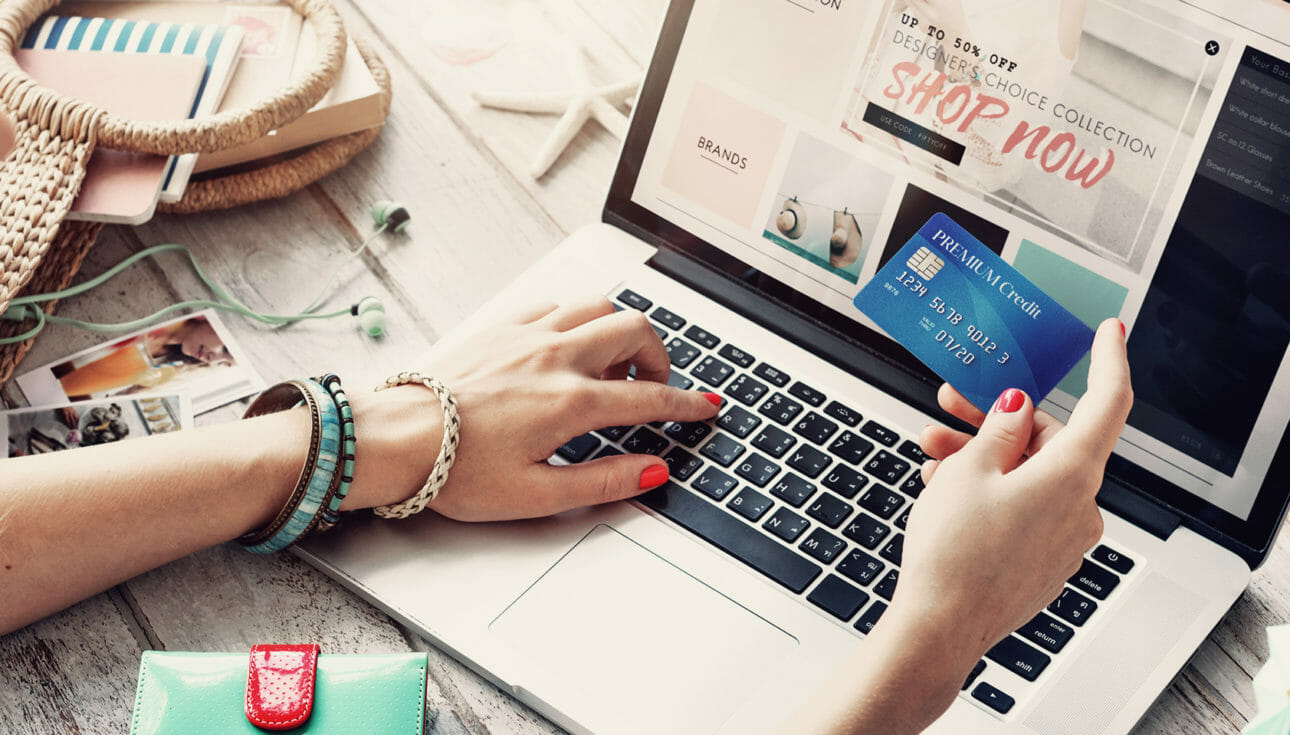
[703, 392, 722, 407]
[992, 388, 1025, 414]
[639, 465, 669, 490]
[1118, 319, 1126, 338]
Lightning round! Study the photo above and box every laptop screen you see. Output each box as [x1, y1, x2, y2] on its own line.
[607, 0, 1290, 556]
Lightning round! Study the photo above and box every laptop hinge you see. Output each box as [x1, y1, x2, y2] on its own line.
[1098, 477, 1181, 541]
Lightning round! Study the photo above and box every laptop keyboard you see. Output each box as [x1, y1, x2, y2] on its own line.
[555, 289, 1139, 717]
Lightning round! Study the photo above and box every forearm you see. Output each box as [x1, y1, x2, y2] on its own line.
[782, 604, 978, 735]
[0, 385, 441, 635]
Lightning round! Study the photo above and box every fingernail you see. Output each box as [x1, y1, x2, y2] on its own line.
[1118, 319, 1126, 338]
[703, 392, 722, 407]
[640, 465, 669, 490]
[992, 388, 1025, 414]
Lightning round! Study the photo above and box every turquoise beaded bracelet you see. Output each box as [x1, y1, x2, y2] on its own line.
[239, 379, 343, 553]
[314, 373, 355, 532]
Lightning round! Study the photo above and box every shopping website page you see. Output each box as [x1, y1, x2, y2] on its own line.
[629, 0, 1290, 521]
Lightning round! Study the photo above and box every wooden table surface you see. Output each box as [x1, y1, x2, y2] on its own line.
[0, 1, 1280, 733]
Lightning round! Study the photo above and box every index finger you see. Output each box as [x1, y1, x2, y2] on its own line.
[1048, 319, 1133, 459]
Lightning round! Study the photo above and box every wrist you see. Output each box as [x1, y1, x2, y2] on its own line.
[341, 385, 445, 510]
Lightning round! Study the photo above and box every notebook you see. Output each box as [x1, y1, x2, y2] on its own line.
[15, 49, 205, 224]
[298, 0, 1290, 733]
[21, 14, 246, 204]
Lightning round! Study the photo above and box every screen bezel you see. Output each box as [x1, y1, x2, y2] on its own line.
[603, 0, 1290, 567]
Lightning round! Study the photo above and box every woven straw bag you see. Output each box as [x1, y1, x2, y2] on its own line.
[0, 0, 391, 385]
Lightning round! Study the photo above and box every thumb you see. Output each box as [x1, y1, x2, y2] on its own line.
[960, 388, 1035, 473]
[536, 455, 671, 514]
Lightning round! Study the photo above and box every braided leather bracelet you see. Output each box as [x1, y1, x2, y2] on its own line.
[372, 371, 460, 519]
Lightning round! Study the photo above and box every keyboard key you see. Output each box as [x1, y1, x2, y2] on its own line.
[593, 445, 623, 459]
[665, 421, 712, 448]
[800, 528, 847, 564]
[1091, 545, 1135, 575]
[788, 381, 827, 407]
[898, 473, 925, 499]
[837, 549, 885, 586]
[684, 324, 720, 349]
[692, 356, 735, 388]
[1070, 559, 1120, 600]
[842, 514, 891, 549]
[808, 575, 869, 621]
[874, 570, 899, 600]
[972, 683, 1014, 714]
[734, 454, 781, 487]
[556, 433, 599, 463]
[858, 486, 906, 520]
[759, 393, 805, 425]
[793, 413, 840, 445]
[822, 465, 870, 499]
[787, 445, 832, 478]
[663, 447, 704, 481]
[717, 405, 762, 439]
[666, 372, 694, 390]
[863, 450, 911, 485]
[879, 534, 904, 565]
[859, 420, 900, 447]
[725, 374, 769, 406]
[898, 439, 929, 465]
[650, 307, 685, 330]
[764, 507, 811, 542]
[963, 660, 986, 691]
[895, 508, 910, 531]
[718, 343, 756, 368]
[651, 325, 667, 340]
[1048, 588, 1098, 627]
[806, 492, 853, 529]
[597, 425, 631, 441]
[700, 434, 746, 466]
[828, 431, 875, 465]
[854, 601, 887, 634]
[1018, 614, 1074, 654]
[770, 473, 817, 508]
[752, 425, 797, 458]
[623, 428, 669, 456]
[987, 636, 1050, 682]
[753, 362, 791, 387]
[729, 488, 774, 521]
[692, 467, 738, 500]
[639, 483, 821, 593]
[617, 289, 651, 311]
[667, 338, 700, 368]
[823, 400, 862, 427]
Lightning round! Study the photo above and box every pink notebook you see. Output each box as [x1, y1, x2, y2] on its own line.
[16, 49, 205, 224]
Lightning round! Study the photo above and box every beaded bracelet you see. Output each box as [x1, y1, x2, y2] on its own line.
[239, 379, 343, 553]
[372, 371, 460, 519]
[314, 373, 355, 533]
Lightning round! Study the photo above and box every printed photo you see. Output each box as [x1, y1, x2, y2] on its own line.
[3, 395, 191, 458]
[762, 134, 895, 284]
[844, 0, 1230, 275]
[879, 182, 1008, 269]
[16, 310, 263, 415]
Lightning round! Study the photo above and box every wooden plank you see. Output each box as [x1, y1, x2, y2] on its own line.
[0, 595, 144, 734]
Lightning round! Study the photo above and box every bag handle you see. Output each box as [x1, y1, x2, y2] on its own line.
[0, 0, 347, 155]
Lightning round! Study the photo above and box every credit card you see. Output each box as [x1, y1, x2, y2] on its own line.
[853, 213, 1095, 412]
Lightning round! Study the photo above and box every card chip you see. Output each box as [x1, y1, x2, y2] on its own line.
[907, 247, 944, 280]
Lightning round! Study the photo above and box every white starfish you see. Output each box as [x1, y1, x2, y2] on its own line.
[472, 43, 641, 179]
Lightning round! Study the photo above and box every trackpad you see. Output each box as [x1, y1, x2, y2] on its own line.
[490, 525, 798, 735]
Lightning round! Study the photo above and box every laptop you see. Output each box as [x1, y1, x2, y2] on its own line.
[298, 0, 1290, 732]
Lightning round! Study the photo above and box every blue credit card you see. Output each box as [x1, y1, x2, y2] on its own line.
[853, 213, 1095, 412]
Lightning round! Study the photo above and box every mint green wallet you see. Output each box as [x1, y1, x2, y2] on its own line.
[129, 645, 426, 734]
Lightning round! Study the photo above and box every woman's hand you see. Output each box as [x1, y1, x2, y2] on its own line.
[783, 319, 1131, 735]
[346, 297, 720, 522]
[895, 318, 1132, 673]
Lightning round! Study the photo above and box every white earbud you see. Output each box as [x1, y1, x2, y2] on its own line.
[353, 296, 387, 337]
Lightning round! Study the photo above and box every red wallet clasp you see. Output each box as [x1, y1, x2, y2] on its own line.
[245, 644, 320, 731]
